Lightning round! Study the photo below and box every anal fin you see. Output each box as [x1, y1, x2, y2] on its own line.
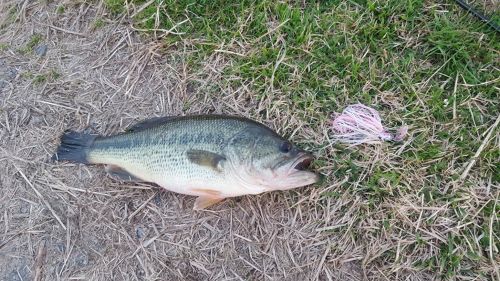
[105, 165, 142, 182]
[193, 196, 224, 210]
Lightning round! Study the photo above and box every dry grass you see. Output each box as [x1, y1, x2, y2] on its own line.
[0, 0, 498, 280]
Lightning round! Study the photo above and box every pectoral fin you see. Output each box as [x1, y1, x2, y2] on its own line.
[186, 150, 226, 172]
[105, 165, 142, 182]
[193, 196, 224, 210]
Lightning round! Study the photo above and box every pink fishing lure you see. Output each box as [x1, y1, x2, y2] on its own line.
[330, 104, 407, 146]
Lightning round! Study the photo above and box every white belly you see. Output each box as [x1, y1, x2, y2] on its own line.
[153, 170, 258, 198]
[105, 156, 265, 198]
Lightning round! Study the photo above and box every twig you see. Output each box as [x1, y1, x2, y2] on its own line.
[255, 19, 290, 42]
[452, 74, 458, 120]
[12, 0, 29, 24]
[13, 164, 67, 230]
[44, 23, 87, 37]
[34, 240, 47, 281]
[419, 57, 452, 92]
[130, 0, 156, 18]
[128, 191, 157, 222]
[459, 114, 500, 181]
[460, 76, 500, 87]
[130, 19, 188, 36]
[313, 244, 330, 281]
[36, 100, 80, 111]
[489, 197, 499, 281]
[0, 231, 23, 250]
[214, 49, 246, 57]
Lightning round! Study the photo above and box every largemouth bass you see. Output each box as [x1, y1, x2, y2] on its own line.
[52, 115, 319, 209]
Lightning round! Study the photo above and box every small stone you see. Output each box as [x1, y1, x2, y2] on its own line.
[136, 267, 145, 278]
[34, 44, 48, 56]
[30, 115, 43, 125]
[18, 201, 30, 214]
[57, 243, 65, 253]
[7, 67, 17, 79]
[74, 251, 89, 267]
[153, 193, 162, 206]
[135, 226, 145, 240]
[0, 60, 17, 91]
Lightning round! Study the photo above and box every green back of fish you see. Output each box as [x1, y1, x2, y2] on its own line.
[86, 115, 278, 183]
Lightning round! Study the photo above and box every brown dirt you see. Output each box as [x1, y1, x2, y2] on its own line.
[0, 1, 369, 280]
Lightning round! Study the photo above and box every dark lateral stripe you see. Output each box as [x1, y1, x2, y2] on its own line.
[91, 131, 227, 151]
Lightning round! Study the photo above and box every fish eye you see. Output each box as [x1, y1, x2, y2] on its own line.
[279, 141, 292, 153]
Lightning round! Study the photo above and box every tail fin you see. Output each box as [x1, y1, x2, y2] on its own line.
[52, 130, 99, 164]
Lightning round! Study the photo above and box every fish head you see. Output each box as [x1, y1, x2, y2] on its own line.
[228, 126, 319, 191]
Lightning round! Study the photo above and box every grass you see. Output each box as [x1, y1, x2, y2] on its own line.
[31, 69, 60, 85]
[101, 0, 500, 279]
[17, 33, 43, 54]
[0, 0, 496, 279]
[92, 18, 105, 28]
[56, 4, 65, 14]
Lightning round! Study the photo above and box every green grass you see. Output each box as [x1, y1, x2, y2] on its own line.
[26, 34, 43, 49]
[93, 18, 105, 29]
[21, 69, 60, 85]
[104, 0, 125, 15]
[0, 4, 18, 30]
[104, 0, 499, 279]
[18, 33, 44, 54]
[56, 4, 65, 14]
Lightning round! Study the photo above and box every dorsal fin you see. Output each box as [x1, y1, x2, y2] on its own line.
[126, 116, 174, 133]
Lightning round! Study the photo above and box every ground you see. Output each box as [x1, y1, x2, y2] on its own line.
[0, 0, 498, 280]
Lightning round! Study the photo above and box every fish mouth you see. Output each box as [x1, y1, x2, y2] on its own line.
[292, 154, 314, 171]
[290, 153, 314, 172]
[274, 152, 319, 190]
